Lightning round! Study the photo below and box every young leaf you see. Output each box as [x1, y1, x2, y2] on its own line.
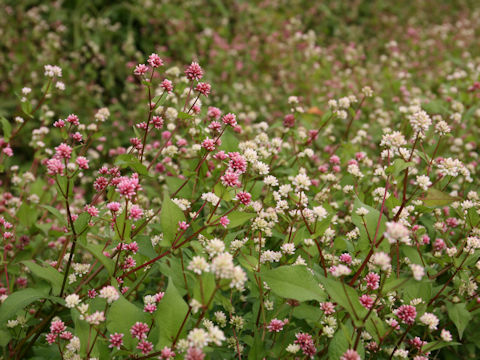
[0, 288, 48, 327]
[261, 265, 325, 302]
[160, 196, 186, 245]
[22, 260, 63, 294]
[447, 303, 472, 339]
[423, 188, 458, 207]
[155, 278, 189, 348]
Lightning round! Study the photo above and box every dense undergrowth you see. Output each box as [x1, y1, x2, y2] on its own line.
[1, 1, 480, 359]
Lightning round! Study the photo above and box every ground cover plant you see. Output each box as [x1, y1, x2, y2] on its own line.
[1, 0, 480, 359]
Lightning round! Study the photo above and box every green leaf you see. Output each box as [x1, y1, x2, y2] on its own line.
[114, 154, 149, 176]
[22, 260, 63, 295]
[74, 212, 90, 234]
[41, 205, 67, 226]
[317, 275, 366, 326]
[385, 159, 415, 177]
[177, 111, 194, 120]
[160, 195, 186, 245]
[17, 203, 38, 227]
[352, 198, 387, 251]
[328, 328, 350, 360]
[423, 188, 458, 207]
[447, 303, 472, 339]
[422, 340, 461, 352]
[227, 211, 256, 229]
[77, 242, 115, 276]
[0, 117, 12, 142]
[155, 278, 189, 349]
[261, 265, 325, 302]
[107, 296, 148, 348]
[0, 288, 48, 327]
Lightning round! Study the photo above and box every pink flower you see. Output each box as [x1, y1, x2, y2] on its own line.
[60, 331, 73, 340]
[195, 82, 211, 96]
[127, 242, 139, 253]
[134, 64, 149, 76]
[161, 79, 173, 93]
[329, 155, 340, 164]
[76, 156, 89, 169]
[185, 347, 205, 360]
[222, 113, 237, 127]
[185, 62, 203, 81]
[364, 272, 380, 290]
[208, 121, 222, 132]
[434, 238, 445, 251]
[359, 294, 374, 309]
[66, 114, 80, 125]
[85, 205, 99, 217]
[320, 302, 335, 315]
[55, 143, 72, 159]
[116, 174, 142, 199]
[294, 332, 316, 358]
[219, 216, 230, 228]
[152, 116, 164, 129]
[107, 202, 121, 212]
[154, 292, 165, 302]
[50, 320, 66, 334]
[137, 340, 153, 355]
[228, 152, 247, 173]
[236, 191, 251, 206]
[2, 146, 12, 157]
[202, 138, 216, 151]
[46, 158, 65, 175]
[207, 107, 221, 119]
[339, 253, 352, 264]
[109, 333, 124, 349]
[130, 322, 149, 340]
[54, 119, 65, 128]
[221, 170, 241, 188]
[341, 349, 361, 360]
[129, 205, 143, 220]
[395, 305, 417, 325]
[72, 132, 83, 142]
[45, 333, 57, 344]
[178, 221, 189, 231]
[144, 304, 157, 313]
[267, 318, 286, 332]
[160, 346, 176, 359]
[94, 176, 108, 191]
[283, 114, 295, 127]
[147, 53, 163, 68]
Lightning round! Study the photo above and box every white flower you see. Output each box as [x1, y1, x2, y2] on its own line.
[441, 329, 452, 342]
[207, 325, 225, 346]
[188, 256, 210, 275]
[211, 253, 235, 279]
[94, 107, 110, 122]
[263, 175, 278, 186]
[286, 344, 300, 353]
[44, 64, 62, 77]
[384, 222, 410, 244]
[410, 264, 425, 281]
[281, 243, 296, 255]
[187, 328, 210, 349]
[331, 264, 351, 277]
[99, 286, 119, 304]
[65, 294, 81, 308]
[372, 252, 391, 271]
[415, 175, 432, 191]
[356, 207, 369, 216]
[420, 312, 439, 330]
[409, 110, 431, 133]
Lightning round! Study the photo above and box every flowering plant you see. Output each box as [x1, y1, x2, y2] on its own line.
[1, 2, 480, 360]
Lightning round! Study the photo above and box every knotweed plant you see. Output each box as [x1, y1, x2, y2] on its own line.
[1, 11, 480, 359]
